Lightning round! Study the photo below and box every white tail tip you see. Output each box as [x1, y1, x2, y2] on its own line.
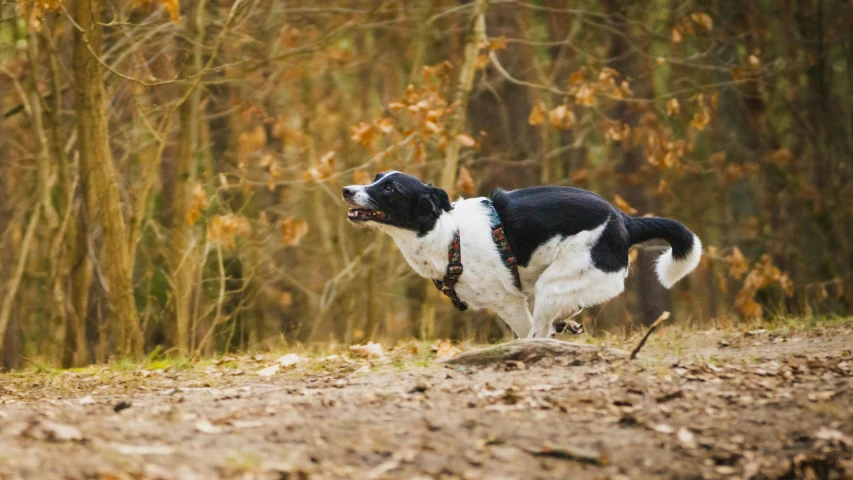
[655, 234, 702, 288]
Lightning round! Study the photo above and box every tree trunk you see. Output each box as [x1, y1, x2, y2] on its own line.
[168, 0, 206, 353]
[602, 0, 669, 326]
[439, 0, 490, 194]
[74, 0, 143, 357]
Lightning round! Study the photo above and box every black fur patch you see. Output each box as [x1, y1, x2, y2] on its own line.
[490, 186, 630, 272]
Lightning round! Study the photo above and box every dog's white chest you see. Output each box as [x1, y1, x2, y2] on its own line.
[382, 199, 519, 310]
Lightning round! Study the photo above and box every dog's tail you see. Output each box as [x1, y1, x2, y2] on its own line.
[623, 215, 702, 288]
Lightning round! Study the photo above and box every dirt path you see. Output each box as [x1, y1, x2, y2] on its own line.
[1, 324, 852, 480]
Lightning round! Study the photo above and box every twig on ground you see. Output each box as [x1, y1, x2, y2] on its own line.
[629, 311, 671, 360]
[525, 445, 609, 465]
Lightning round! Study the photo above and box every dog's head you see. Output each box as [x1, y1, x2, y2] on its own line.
[342, 171, 452, 236]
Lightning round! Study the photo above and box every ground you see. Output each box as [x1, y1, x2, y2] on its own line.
[1, 319, 852, 480]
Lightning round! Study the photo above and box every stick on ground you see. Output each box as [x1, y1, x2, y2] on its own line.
[629, 311, 671, 360]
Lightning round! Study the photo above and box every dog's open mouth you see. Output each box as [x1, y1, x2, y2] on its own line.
[347, 207, 388, 222]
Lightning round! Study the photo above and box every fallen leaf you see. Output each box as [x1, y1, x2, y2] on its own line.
[27, 421, 84, 442]
[194, 419, 223, 434]
[434, 339, 461, 360]
[110, 443, 175, 456]
[350, 342, 384, 359]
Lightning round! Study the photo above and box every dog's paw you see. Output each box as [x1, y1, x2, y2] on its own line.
[551, 319, 585, 337]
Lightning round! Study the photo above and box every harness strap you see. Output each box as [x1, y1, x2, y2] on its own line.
[432, 229, 467, 311]
[433, 201, 521, 311]
[486, 202, 522, 290]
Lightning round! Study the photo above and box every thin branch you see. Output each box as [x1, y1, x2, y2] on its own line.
[629, 311, 671, 360]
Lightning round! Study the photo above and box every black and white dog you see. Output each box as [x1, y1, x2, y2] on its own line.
[343, 171, 701, 339]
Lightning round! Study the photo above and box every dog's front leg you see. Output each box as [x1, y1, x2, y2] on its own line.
[528, 297, 560, 339]
[495, 298, 533, 339]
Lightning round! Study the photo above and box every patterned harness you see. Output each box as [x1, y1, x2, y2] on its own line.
[432, 200, 522, 311]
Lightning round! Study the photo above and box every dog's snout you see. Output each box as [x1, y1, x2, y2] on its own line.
[342, 186, 356, 199]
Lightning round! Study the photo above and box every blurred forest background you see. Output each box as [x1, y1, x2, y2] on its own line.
[0, 0, 851, 369]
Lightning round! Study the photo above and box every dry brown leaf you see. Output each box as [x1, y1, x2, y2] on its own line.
[456, 134, 476, 147]
[279, 291, 293, 308]
[548, 105, 576, 130]
[690, 12, 713, 31]
[186, 183, 208, 225]
[666, 98, 680, 116]
[456, 167, 475, 195]
[208, 214, 252, 250]
[281, 217, 309, 247]
[349, 342, 384, 359]
[690, 108, 711, 130]
[476, 54, 489, 70]
[748, 54, 761, 67]
[728, 247, 749, 280]
[376, 117, 395, 134]
[613, 195, 638, 215]
[434, 339, 461, 360]
[575, 84, 595, 106]
[568, 67, 587, 86]
[528, 102, 546, 126]
[161, 0, 180, 24]
[671, 26, 683, 43]
[570, 168, 589, 184]
[350, 122, 374, 148]
[489, 36, 508, 51]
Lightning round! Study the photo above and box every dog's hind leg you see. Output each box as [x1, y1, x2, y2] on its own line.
[528, 266, 626, 339]
[550, 308, 585, 337]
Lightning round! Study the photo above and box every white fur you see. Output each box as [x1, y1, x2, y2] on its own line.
[378, 198, 532, 337]
[522, 220, 626, 338]
[655, 234, 702, 288]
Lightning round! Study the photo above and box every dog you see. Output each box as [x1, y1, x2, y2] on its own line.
[342, 171, 701, 339]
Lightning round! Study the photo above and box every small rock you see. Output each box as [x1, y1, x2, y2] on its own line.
[677, 427, 698, 449]
[653, 424, 674, 434]
[277, 353, 305, 367]
[256, 364, 280, 377]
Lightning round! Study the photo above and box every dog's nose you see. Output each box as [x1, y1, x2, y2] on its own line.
[342, 186, 356, 199]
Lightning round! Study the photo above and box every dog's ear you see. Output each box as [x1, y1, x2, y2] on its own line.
[416, 186, 451, 234]
[425, 186, 452, 212]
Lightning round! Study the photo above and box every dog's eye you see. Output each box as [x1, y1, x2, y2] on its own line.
[383, 184, 395, 193]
